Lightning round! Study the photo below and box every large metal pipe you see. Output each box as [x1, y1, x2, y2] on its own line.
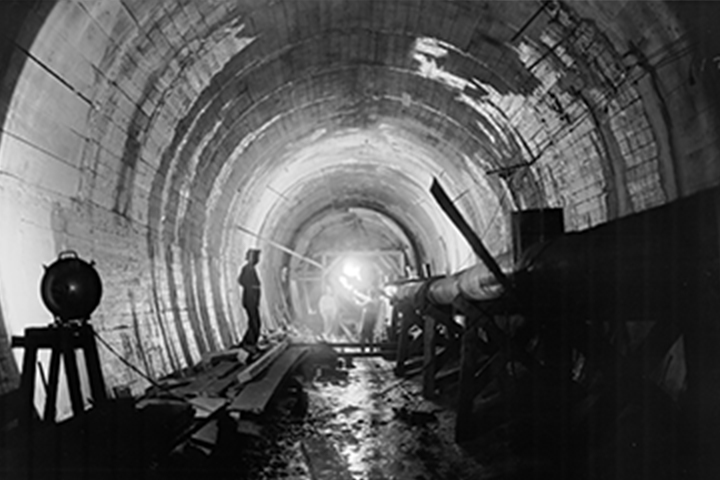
[392, 262, 507, 306]
[392, 185, 720, 324]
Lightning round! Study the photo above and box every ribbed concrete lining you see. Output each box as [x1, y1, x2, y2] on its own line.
[0, 0, 719, 406]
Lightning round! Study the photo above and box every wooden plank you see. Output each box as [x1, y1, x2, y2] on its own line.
[187, 396, 228, 419]
[191, 361, 243, 396]
[236, 340, 289, 385]
[171, 360, 240, 397]
[191, 419, 219, 447]
[228, 346, 307, 414]
[201, 348, 250, 366]
[202, 370, 241, 397]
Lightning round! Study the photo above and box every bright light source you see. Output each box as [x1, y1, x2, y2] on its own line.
[339, 275, 352, 291]
[342, 259, 362, 280]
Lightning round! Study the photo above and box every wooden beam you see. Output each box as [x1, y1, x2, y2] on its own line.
[423, 314, 436, 398]
[395, 305, 412, 376]
[430, 178, 512, 292]
[394, 301, 423, 375]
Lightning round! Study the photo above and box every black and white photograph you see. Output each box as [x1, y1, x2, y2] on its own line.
[0, 1, 718, 478]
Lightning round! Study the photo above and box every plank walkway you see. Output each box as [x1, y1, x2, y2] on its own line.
[229, 345, 308, 414]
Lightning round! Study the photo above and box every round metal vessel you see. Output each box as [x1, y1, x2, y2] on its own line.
[40, 251, 102, 322]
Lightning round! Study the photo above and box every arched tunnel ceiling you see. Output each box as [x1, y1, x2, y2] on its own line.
[0, 0, 719, 393]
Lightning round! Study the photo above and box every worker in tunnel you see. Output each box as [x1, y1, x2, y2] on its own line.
[318, 284, 339, 341]
[359, 287, 382, 352]
[238, 248, 262, 351]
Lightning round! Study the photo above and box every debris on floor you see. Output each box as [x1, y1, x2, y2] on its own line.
[3, 334, 507, 480]
[2, 332, 317, 479]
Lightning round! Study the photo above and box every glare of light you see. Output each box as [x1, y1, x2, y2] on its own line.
[383, 285, 398, 298]
[342, 259, 362, 280]
[339, 275, 352, 291]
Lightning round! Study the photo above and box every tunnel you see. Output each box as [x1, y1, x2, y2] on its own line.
[0, 1, 719, 478]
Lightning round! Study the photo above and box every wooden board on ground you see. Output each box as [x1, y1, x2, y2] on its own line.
[187, 396, 228, 418]
[236, 340, 289, 385]
[202, 373, 239, 397]
[190, 419, 219, 447]
[172, 360, 240, 397]
[228, 345, 307, 414]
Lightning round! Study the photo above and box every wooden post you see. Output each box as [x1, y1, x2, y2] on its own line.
[394, 302, 413, 376]
[422, 314, 436, 398]
[456, 314, 480, 442]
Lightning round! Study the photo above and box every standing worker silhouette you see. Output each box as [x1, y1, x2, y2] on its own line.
[318, 285, 339, 340]
[238, 249, 262, 350]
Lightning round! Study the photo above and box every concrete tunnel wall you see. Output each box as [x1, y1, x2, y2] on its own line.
[0, 0, 719, 420]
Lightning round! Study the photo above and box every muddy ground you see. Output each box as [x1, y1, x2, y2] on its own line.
[161, 356, 506, 480]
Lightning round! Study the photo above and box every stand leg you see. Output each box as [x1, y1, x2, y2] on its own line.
[81, 325, 107, 404]
[43, 349, 61, 422]
[19, 342, 37, 428]
[61, 329, 84, 416]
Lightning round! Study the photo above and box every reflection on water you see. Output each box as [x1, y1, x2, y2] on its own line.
[308, 358, 490, 480]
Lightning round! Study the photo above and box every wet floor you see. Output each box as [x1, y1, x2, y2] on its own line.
[304, 357, 495, 480]
[213, 356, 504, 480]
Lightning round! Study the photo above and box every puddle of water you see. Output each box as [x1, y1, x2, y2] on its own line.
[308, 358, 492, 480]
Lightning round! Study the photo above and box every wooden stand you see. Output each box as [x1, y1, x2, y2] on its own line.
[12, 322, 107, 426]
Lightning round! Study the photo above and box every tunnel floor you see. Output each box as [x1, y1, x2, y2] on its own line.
[4, 343, 694, 480]
[161, 356, 504, 480]
[159, 350, 691, 480]
[302, 358, 494, 480]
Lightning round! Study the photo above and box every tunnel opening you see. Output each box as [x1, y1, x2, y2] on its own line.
[279, 204, 422, 334]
